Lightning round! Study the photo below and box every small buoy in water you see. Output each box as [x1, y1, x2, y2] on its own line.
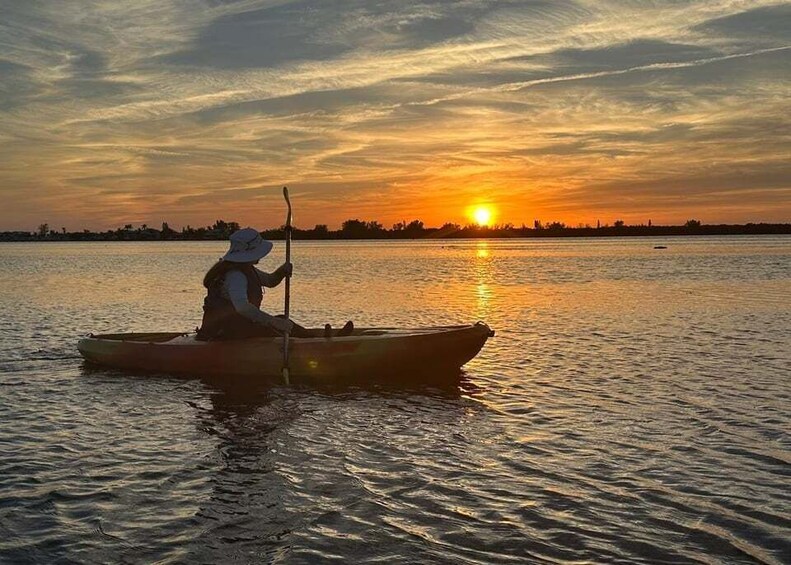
[654, 245, 667, 249]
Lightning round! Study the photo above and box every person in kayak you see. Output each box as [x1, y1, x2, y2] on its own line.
[196, 227, 353, 340]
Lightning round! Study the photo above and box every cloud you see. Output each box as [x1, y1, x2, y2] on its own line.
[694, 3, 791, 43]
[160, 0, 482, 69]
[0, 0, 789, 230]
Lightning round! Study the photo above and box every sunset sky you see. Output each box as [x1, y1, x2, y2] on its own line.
[1, 1, 789, 231]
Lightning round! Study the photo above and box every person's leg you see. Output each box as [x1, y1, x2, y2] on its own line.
[274, 314, 311, 338]
[225, 322, 279, 339]
[322, 320, 355, 337]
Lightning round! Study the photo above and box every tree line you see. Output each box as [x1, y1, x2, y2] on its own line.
[1, 218, 789, 241]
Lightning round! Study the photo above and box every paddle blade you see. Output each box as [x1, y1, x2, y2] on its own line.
[283, 186, 292, 227]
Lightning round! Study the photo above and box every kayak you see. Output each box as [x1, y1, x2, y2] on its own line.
[77, 322, 494, 381]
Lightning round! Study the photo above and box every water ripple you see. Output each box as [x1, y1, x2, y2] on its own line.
[1, 238, 790, 563]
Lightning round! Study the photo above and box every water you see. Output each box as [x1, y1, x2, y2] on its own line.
[0, 237, 789, 563]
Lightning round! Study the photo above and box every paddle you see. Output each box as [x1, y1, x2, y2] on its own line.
[282, 186, 292, 385]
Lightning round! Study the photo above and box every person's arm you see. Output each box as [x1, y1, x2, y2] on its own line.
[255, 263, 292, 288]
[225, 271, 291, 332]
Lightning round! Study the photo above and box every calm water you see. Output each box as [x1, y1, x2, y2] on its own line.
[0, 237, 789, 564]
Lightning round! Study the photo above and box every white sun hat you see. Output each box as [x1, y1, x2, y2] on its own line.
[221, 228, 274, 263]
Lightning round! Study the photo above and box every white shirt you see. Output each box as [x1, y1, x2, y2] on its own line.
[222, 267, 278, 326]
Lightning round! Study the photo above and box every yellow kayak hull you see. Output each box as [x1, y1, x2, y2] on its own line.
[77, 323, 494, 381]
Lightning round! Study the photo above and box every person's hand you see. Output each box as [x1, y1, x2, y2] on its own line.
[280, 262, 293, 277]
[270, 316, 294, 334]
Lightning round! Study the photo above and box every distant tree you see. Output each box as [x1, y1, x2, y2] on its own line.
[366, 221, 384, 233]
[61, 227, 66, 234]
[613, 219, 625, 228]
[124, 224, 133, 231]
[404, 220, 424, 237]
[340, 219, 386, 238]
[312, 224, 329, 236]
[211, 219, 237, 237]
[685, 219, 701, 228]
[341, 219, 369, 238]
[547, 221, 566, 231]
[38, 223, 49, 237]
[534, 220, 542, 230]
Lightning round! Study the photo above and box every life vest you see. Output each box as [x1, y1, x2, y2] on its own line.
[197, 263, 263, 340]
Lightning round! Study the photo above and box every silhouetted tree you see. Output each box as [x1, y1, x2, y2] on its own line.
[7, 216, 787, 243]
[404, 220, 424, 237]
[366, 221, 384, 233]
[210, 219, 239, 238]
[341, 219, 369, 238]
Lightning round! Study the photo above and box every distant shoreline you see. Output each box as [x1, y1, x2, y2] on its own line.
[2, 222, 789, 242]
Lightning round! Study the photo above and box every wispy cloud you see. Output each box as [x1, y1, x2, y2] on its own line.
[0, 0, 789, 230]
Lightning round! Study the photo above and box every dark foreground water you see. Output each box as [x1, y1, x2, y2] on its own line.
[0, 237, 789, 563]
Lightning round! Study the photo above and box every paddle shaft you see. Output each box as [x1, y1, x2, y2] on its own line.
[282, 186, 292, 384]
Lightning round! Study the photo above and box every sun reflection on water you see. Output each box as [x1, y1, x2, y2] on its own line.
[475, 242, 493, 319]
[476, 283, 492, 319]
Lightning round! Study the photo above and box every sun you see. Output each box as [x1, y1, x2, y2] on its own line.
[471, 206, 494, 227]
